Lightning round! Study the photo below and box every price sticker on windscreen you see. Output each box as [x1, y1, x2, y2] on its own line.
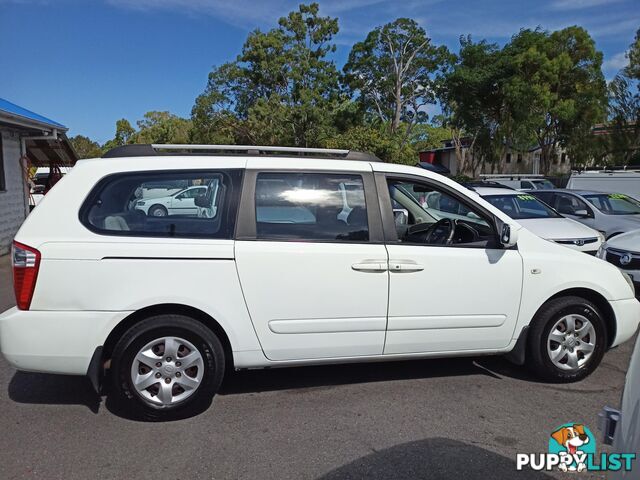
[518, 195, 536, 201]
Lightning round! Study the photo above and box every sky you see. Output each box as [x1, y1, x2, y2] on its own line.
[0, 0, 638, 143]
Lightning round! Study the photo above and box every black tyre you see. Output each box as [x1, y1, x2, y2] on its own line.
[148, 204, 167, 217]
[109, 314, 225, 420]
[527, 296, 607, 383]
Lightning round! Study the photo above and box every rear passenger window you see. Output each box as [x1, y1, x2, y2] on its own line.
[81, 170, 242, 238]
[255, 172, 369, 241]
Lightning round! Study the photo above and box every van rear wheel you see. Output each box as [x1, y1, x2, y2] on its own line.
[109, 314, 225, 420]
[526, 296, 606, 383]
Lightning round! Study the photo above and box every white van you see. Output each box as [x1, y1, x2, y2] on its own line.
[1, 144, 638, 420]
[480, 174, 556, 191]
[567, 170, 640, 201]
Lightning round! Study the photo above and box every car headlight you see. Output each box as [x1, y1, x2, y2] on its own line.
[621, 271, 635, 296]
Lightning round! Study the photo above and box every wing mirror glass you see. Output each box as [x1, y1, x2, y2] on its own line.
[497, 219, 518, 248]
[393, 208, 408, 226]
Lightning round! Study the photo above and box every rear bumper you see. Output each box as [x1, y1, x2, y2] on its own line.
[0, 307, 130, 375]
[610, 298, 640, 348]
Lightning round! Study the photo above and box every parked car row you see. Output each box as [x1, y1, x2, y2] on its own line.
[468, 179, 640, 291]
[474, 188, 604, 254]
[528, 190, 640, 240]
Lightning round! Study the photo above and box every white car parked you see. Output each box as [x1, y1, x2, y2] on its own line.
[597, 229, 640, 290]
[475, 188, 604, 254]
[134, 185, 208, 217]
[1, 144, 638, 420]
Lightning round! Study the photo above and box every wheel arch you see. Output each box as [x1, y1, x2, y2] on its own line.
[544, 288, 616, 348]
[102, 303, 234, 370]
[148, 203, 168, 214]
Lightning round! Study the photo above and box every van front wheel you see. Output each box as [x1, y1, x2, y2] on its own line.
[527, 296, 606, 383]
[109, 314, 225, 420]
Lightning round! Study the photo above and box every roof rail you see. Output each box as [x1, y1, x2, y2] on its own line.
[102, 144, 381, 162]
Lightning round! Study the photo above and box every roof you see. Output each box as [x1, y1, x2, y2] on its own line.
[101, 144, 382, 162]
[416, 162, 451, 174]
[0, 97, 67, 131]
[474, 187, 526, 196]
[524, 189, 616, 196]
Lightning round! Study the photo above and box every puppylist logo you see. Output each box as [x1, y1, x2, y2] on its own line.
[516, 422, 636, 473]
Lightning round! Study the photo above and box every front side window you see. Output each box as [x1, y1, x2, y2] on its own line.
[554, 193, 590, 216]
[255, 172, 369, 241]
[483, 194, 560, 219]
[175, 186, 206, 199]
[387, 179, 494, 247]
[583, 193, 640, 215]
[82, 170, 241, 238]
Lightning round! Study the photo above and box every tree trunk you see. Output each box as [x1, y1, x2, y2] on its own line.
[392, 82, 402, 134]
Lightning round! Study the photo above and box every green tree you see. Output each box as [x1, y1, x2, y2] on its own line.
[441, 37, 516, 177]
[504, 27, 607, 174]
[607, 28, 640, 165]
[135, 111, 192, 144]
[69, 134, 102, 159]
[192, 3, 341, 147]
[102, 119, 136, 152]
[323, 125, 416, 164]
[344, 18, 450, 139]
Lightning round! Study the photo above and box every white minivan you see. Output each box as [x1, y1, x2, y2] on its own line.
[1, 144, 639, 420]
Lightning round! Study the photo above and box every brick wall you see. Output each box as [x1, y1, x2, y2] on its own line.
[0, 130, 28, 256]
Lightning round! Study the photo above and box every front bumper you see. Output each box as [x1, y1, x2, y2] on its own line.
[610, 298, 640, 348]
[0, 307, 130, 375]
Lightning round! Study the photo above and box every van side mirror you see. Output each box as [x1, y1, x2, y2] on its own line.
[574, 209, 590, 218]
[497, 220, 518, 248]
[393, 208, 408, 225]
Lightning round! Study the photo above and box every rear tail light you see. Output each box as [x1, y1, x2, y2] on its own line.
[12, 241, 41, 310]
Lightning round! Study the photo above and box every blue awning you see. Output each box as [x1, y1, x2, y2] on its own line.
[0, 97, 66, 130]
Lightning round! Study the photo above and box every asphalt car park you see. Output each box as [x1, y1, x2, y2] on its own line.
[0, 254, 636, 480]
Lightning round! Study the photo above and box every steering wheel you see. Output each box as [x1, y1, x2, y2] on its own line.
[405, 218, 457, 245]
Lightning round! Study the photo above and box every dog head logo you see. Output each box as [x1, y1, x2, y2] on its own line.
[549, 423, 596, 472]
[551, 424, 589, 455]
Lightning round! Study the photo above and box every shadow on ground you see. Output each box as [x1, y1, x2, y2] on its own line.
[317, 438, 555, 480]
[6, 355, 540, 420]
[219, 355, 537, 395]
[8, 371, 101, 413]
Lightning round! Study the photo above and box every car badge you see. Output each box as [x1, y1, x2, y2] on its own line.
[574, 239, 585, 247]
[620, 253, 632, 266]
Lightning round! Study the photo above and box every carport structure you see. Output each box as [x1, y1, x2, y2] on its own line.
[0, 98, 78, 255]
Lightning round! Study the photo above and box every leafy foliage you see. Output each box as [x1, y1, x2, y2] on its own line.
[191, 3, 341, 147]
[81, 4, 634, 173]
[606, 28, 640, 165]
[69, 135, 102, 159]
[343, 18, 450, 138]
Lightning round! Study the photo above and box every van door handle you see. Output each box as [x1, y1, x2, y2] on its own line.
[351, 261, 388, 272]
[389, 260, 424, 272]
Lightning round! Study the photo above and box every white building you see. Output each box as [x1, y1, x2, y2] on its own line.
[0, 98, 77, 255]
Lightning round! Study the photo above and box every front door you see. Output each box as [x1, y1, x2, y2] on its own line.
[377, 173, 524, 354]
[235, 168, 389, 361]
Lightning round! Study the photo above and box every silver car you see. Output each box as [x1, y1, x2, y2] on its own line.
[529, 189, 640, 239]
